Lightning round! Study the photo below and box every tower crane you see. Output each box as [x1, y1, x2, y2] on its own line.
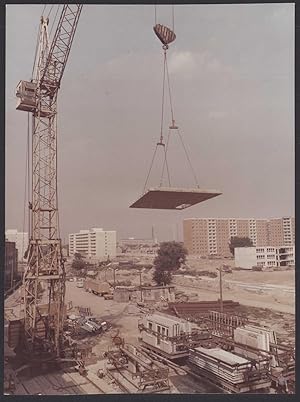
[15, 5, 82, 361]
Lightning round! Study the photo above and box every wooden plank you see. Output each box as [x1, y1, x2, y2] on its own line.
[51, 372, 79, 393]
[21, 377, 44, 395]
[63, 370, 99, 394]
[14, 382, 30, 395]
[31, 375, 64, 395]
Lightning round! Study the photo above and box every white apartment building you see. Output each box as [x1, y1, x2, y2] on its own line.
[5, 229, 29, 261]
[282, 217, 294, 245]
[69, 228, 116, 260]
[235, 246, 295, 270]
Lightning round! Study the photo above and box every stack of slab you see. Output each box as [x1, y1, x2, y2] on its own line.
[233, 325, 276, 360]
[188, 347, 270, 393]
[189, 347, 251, 384]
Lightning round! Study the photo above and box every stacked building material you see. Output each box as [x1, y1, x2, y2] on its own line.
[189, 347, 252, 385]
[233, 325, 276, 360]
[169, 300, 240, 318]
[188, 346, 271, 393]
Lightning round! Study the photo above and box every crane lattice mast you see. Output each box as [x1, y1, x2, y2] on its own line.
[16, 4, 82, 359]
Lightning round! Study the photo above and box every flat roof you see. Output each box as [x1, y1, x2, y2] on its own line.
[130, 187, 222, 210]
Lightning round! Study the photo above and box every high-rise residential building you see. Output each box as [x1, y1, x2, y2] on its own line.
[5, 241, 18, 290]
[69, 228, 116, 260]
[183, 217, 294, 256]
[5, 229, 29, 261]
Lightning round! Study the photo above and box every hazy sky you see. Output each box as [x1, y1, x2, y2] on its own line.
[6, 3, 294, 242]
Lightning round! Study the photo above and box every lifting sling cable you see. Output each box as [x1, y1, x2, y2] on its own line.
[160, 128, 171, 187]
[143, 45, 171, 192]
[144, 5, 199, 191]
[164, 40, 200, 188]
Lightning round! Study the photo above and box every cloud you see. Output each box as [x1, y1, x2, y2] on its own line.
[208, 111, 228, 120]
[168, 51, 197, 74]
[168, 50, 233, 76]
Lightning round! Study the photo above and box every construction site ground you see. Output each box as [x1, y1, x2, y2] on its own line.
[4, 255, 295, 394]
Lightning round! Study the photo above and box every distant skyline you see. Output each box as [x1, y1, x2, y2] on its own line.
[6, 4, 294, 241]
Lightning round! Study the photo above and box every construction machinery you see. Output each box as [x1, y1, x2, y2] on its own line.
[15, 5, 82, 362]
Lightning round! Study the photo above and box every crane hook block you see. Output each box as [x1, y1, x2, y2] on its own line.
[153, 24, 176, 46]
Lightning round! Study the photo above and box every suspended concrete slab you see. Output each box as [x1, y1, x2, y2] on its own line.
[129, 187, 222, 210]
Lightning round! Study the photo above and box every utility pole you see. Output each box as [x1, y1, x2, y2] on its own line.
[218, 266, 224, 313]
[113, 267, 116, 289]
[139, 268, 143, 302]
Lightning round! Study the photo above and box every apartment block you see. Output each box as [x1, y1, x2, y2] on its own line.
[183, 217, 294, 257]
[5, 229, 29, 261]
[69, 227, 116, 260]
[235, 246, 295, 270]
[5, 241, 18, 290]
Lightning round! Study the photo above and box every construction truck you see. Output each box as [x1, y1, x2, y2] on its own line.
[84, 279, 110, 296]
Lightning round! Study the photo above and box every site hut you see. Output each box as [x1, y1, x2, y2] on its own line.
[113, 286, 136, 302]
[138, 312, 205, 360]
[140, 285, 176, 303]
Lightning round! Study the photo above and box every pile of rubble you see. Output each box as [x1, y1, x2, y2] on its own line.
[65, 312, 110, 340]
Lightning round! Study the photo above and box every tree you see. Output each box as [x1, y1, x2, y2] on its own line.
[153, 269, 172, 286]
[229, 236, 254, 256]
[72, 252, 86, 270]
[153, 241, 188, 285]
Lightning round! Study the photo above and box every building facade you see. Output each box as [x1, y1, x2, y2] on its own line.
[5, 229, 29, 261]
[5, 241, 18, 290]
[235, 246, 295, 270]
[183, 217, 294, 256]
[69, 228, 116, 260]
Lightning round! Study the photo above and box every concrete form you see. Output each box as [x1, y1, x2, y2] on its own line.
[233, 325, 277, 360]
[130, 187, 221, 210]
[105, 344, 170, 393]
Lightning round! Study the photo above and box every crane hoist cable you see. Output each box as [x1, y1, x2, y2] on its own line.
[143, 15, 200, 193]
[143, 42, 172, 193]
[154, 4, 175, 31]
[49, 5, 61, 39]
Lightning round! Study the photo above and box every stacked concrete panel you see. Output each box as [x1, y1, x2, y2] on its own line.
[189, 347, 252, 385]
[233, 325, 276, 360]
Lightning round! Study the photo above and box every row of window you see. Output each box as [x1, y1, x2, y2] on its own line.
[148, 322, 169, 337]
